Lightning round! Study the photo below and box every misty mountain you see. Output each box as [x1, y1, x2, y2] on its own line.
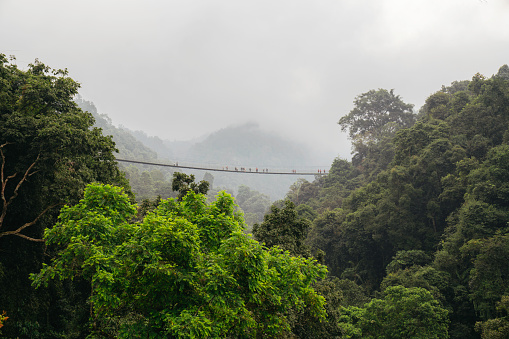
[77, 96, 319, 200]
[177, 123, 318, 200]
[186, 123, 311, 168]
[124, 121, 320, 200]
[75, 96, 158, 162]
[127, 129, 174, 160]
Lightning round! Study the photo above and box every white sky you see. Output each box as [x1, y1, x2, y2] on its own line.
[1, 0, 509, 162]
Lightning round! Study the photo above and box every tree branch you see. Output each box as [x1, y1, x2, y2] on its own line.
[0, 203, 61, 242]
[0, 143, 56, 242]
[9, 153, 40, 207]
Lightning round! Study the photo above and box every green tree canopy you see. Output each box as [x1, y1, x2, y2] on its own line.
[253, 200, 311, 258]
[171, 172, 209, 200]
[0, 54, 130, 336]
[338, 88, 415, 145]
[339, 286, 449, 339]
[32, 184, 327, 338]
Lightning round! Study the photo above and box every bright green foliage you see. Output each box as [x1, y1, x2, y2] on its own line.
[32, 184, 327, 338]
[339, 286, 449, 339]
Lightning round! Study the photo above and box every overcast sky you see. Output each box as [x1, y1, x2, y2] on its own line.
[1, 0, 509, 162]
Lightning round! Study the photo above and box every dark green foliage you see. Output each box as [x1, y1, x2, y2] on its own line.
[385, 250, 432, 274]
[475, 296, 509, 338]
[291, 68, 509, 336]
[253, 200, 311, 258]
[338, 89, 416, 181]
[0, 55, 130, 338]
[306, 209, 346, 277]
[339, 88, 415, 144]
[171, 171, 209, 200]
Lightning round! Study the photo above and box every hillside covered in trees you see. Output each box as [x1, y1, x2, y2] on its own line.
[269, 65, 509, 338]
[2, 53, 509, 338]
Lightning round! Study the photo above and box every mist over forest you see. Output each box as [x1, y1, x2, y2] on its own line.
[3, 54, 509, 338]
[76, 95, 326, 201]
[2, 0, 509, 337]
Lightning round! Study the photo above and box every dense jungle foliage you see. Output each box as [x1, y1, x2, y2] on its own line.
[2, 53, 509, 338]
[279, 65, 509, 338]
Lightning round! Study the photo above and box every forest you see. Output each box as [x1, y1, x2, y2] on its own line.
[1, 53, 509, 338]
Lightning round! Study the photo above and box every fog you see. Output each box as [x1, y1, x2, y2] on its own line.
[1, 0, 508, 163]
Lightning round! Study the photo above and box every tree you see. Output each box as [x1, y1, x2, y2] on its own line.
[0, 143, 60, 242]
[338, 88, 415, 145]
[32, 183, 327, 338]
[338, 89, 415, 179]
[253, 200, 311, 257]
[462, 235, 509, 320]
[495, 64, 509, 81]
[339, 286, 449, 339]
[475, 296, 509, 338]
[235, 185, 271, 229]
[171, 172, 209, 200]
[0, 54, 130, 337]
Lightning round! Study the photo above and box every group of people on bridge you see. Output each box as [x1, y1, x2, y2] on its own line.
[170, 161, 326, 174]
[222, 166, 270, 173]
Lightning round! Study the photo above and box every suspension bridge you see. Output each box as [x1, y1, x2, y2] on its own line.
[115, 158, 326, 176]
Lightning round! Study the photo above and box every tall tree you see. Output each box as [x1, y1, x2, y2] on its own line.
[0, 54, 130, 337]
[338, 88, 415, 145]
[339, 89, 416, 178]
